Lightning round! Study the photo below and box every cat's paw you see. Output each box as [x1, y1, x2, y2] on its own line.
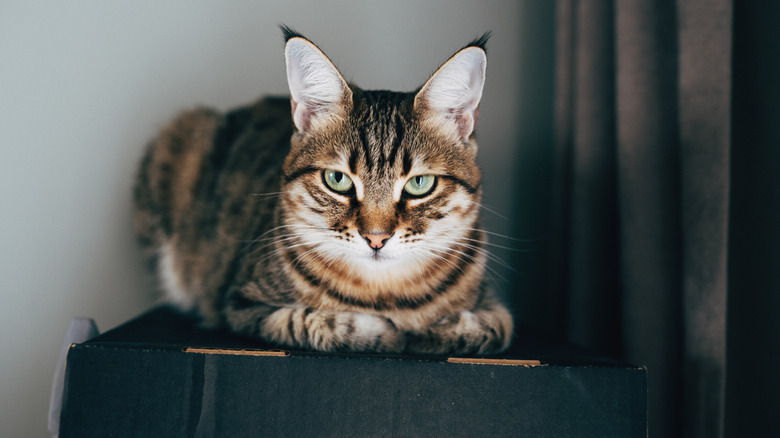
[405, 310, 510, 355]
[307, 311, 404, 353]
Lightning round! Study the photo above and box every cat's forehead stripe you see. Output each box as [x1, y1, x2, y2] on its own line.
[357, 121, 373, 172]
[387, 114, 406, 172]
[401, 147, 412, 175]
[348, 148, 359, 175]
[353, 90, 412, 176]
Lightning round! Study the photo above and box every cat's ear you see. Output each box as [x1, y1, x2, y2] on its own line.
[284, 31, 352, 133]
[414, 38, 488, 142]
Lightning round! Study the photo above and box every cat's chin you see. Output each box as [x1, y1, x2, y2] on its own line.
[344, 255, 420, 287]
[354, 251, 399, 267]
[344, 248, 414, 275]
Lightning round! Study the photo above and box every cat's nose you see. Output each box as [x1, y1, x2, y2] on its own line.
[361, 233, 393, 250]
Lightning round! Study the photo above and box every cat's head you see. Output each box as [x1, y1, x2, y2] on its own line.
[279, 27, 488, 284]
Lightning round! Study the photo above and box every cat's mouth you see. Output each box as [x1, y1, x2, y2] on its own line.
[355, 246, 397, 265]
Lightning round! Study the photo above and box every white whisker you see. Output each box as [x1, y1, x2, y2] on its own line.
[423, 234, 515, 271]
[415, 240, 512, 281]
[443, 226, 540, 243]
[241, 224, 316, 247]
[468, 200, 510, 221]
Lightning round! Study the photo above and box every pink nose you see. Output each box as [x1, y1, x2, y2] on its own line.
[361, 233, 392, 250]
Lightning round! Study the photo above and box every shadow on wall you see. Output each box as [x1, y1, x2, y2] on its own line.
[505, 1, 557, 337]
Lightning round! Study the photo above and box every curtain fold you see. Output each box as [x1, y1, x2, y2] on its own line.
[676, 2, 731, 436]
[553, 1, 731, 436]
[554, 0, 621, 357]
[726, 2, 780, 435]
[615, 2, 685, 436]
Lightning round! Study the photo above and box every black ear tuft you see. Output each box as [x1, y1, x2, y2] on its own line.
[280, 24, 306, 43]
[463, 31, 492, 53]
[414, 34, 489, 142]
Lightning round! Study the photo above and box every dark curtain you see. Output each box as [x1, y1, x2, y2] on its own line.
[547, 0, 780, 436]
[726, 1, 780, 436]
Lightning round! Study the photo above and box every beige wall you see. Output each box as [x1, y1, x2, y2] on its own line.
[0, 1, 553, 435]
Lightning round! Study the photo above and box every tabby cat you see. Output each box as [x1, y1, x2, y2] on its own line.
[133, 27, 513, 354]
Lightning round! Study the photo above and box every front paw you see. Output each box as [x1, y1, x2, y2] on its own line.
[307, 311, 405, 353]
[405, 311, 508, 355]
[350, 313, 405, 353]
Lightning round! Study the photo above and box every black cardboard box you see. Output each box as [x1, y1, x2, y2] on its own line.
[59, 307, 647, 437]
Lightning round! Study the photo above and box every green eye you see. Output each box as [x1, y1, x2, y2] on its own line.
[323, 170, 354, 193]
[403, 175, 436, 197]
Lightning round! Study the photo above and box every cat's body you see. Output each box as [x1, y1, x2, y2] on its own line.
[134, 29, 513, 354]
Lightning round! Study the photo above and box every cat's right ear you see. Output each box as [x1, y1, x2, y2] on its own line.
[414, 37, 488, 143]
[284, 33, 352, 133]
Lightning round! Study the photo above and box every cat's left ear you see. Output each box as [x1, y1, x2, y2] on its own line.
[284, 31, 352, 133]
[414, 38, 488, 142]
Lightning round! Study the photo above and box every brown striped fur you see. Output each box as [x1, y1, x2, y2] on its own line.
[133, 29, 513, 354]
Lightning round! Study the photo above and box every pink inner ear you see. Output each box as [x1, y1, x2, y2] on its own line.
[456, 104, 479, 139]
[290, 97, 297, 115]
[290, 96, 313, 132]
[455, 112, 472, 139]
[446, 102, 479, 140]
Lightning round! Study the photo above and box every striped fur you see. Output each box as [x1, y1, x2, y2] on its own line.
[133, 30, 513, 354]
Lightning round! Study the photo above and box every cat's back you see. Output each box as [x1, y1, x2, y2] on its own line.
[134, 96, 294, 315]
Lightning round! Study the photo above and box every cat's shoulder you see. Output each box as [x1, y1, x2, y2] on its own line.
[211, 96, 294, 143]
[225, 96, 293, 128]
[160, 96, 292, 137]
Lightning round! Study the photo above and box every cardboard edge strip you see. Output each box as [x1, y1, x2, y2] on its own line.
[446, 357, 544, 366]
[183, 347, 290, 357]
